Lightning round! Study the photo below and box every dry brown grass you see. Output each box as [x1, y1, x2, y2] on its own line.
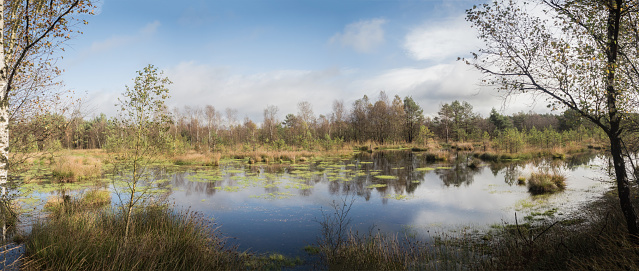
[170, 151, 222, 166]
[51, 155, 102, 182]
[225, 150, 317, 163]
[451, 142, 475, 151]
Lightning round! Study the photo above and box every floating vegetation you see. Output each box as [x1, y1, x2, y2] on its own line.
[285, 183, 313, 190]
[217, 186, 240, 192]
[366, 184, 388, 189]
[415, 167, 435, 171]
[225, 169, 245, 174]
[250, 192, 295, 200]
[436, 166, 452, 170]
[374, 175, 398, 180]
[383, 194, 409, 200]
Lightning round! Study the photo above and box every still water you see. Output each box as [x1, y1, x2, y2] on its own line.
[159, 151, 610, 257]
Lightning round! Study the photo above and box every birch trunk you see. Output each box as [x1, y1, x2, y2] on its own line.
[0, 0, 8, 242]
[0, 0, 7, 186]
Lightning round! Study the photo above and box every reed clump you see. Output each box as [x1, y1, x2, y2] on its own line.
[424, 151, 448, 162]
[51, 156, 102, 182]
[44, 189, 111, 215]
[517, 176, 526, 185]
[451, 142, 475, 151]
[527, 172, 566, 194]
[23, 205, 254, 270]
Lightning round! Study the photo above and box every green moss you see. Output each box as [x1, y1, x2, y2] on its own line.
[374, 175, 398, 180]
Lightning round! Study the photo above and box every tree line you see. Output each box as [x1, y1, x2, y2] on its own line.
[10, 90, 610, 155]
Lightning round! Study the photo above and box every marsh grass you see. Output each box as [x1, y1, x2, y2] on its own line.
[474, 192, 639, 270]
[171, 151, 221, 166]
[44, 189, 111, 215]
[517, 176, 526, 185]
[23, 205, 265, 271]
[451, 142, 475, 151]
[320, 192, 639, 270]
[423, 151, 448, 162]
[50, 156, 102, 183]
[314, 197, 484, 270]
[527, 172, 566, 195]
[474, 145, 588, 163]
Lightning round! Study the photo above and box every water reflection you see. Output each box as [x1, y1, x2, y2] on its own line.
[160, 151, 609, 256]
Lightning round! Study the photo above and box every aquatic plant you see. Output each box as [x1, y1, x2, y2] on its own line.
[527, 173, 566, 195]
[517, 176, 526, 186]
[51, 156, 102, 183]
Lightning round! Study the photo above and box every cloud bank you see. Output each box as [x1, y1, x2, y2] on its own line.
[330, 18, 387, 53]
[403, 15, 479, 62]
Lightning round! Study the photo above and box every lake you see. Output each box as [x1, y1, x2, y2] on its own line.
[151, 150, 611, 258]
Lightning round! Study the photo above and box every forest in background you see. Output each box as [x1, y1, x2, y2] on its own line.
[10, 90, 616, 159]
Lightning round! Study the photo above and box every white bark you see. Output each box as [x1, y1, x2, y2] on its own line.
[0, 0, 7, 243]
[0, 0, 7, 186]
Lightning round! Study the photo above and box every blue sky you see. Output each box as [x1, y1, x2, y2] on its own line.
[59, 0, 547, 121]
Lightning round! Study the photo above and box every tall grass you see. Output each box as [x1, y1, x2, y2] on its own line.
[474, 192, 639, 270]
[527, 172, 566, 194]
[50, 156, 102, 182]
[23, 205, 253, 270]
[314, 197, 481, 270]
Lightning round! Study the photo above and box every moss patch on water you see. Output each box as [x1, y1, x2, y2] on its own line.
[250, 192, 295, 200]
[383, 194, 410, 200]
[374, 175, 398, 180]
[366, 184, 388, 189]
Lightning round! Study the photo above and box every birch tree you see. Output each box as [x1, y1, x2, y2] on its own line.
[0, 0, 93, 182]
[113, 64, 171, 243]
[466, 0, 639, 236]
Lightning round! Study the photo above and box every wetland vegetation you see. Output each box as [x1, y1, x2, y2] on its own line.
[2, 66, 637, 269]
[2, 1, 639, 269]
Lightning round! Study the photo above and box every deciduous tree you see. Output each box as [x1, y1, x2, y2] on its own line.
[466, 0, 639, 236]
[112, 64, 171, 243]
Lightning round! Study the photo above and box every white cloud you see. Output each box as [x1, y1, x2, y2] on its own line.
[164, 62, 349, 121]
[404, 15, 479, 62]
[356, 61, 549, 117]
[330, 18, 387, 53]
[140, 20, 161, 35]
[86, 21, 161, 55]
[89, 36, 132, 53]
[81, 59, 550, 121]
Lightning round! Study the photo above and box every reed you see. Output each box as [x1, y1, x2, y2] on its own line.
[51, 155, 102, 182]
[527, 172, 566, 194]
[23, 205, 256, 270]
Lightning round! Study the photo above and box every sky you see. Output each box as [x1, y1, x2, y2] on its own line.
[58, 0, 550, 122]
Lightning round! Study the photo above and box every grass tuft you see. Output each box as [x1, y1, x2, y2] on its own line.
[23, 205, 271, 270]
[527, 172, 566, 194]
[51, 156, 102, 182]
